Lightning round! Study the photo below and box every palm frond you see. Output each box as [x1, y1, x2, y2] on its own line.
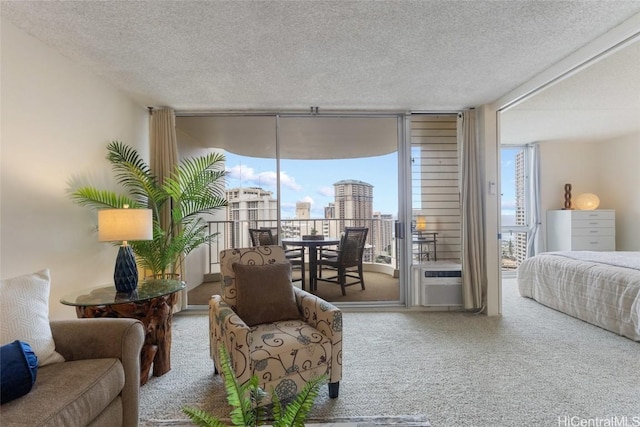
[273, 375, 327, 427]
[164, 153, 227, 221]
[69, 188, 137, 210]
[182, 407, 228, 427]
[106, 141, 167, 210]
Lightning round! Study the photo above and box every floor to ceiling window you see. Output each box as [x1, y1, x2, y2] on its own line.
[501, 145, 530, 273]
[175, 113, 406, 307]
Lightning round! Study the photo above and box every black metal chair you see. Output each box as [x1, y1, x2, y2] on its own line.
[315, 227, 368, 296]
[248, 228, 306, 290]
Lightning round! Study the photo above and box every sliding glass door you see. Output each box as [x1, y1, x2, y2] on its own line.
[175, 112, 406, 306]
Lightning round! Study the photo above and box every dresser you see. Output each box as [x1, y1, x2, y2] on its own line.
[546, 209, 615, 251]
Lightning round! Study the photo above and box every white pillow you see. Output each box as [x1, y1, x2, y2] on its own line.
[0, 269, 64, 366]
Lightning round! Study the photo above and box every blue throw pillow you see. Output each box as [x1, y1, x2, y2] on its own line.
[1, 340, 38, 404]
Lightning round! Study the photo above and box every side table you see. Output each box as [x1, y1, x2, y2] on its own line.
[60, 279, 185, 385]
[413, 232, 438, 262]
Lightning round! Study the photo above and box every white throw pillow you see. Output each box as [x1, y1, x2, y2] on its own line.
[0, 269, 64, 366]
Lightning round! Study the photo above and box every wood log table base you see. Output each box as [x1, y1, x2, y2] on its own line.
[75, 292, 179, 386]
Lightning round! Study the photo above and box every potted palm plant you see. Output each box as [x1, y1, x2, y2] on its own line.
[70, 141, 227, 278]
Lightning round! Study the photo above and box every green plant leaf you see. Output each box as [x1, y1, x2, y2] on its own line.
[182, 406, 228, 427]
[69, 188, 137, 210]
[218, 347, 257, 427]
[69, 141, 227, 277]
[273, 375, 327, 427]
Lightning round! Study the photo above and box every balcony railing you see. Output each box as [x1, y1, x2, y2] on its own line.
[206, 218, 398, 274]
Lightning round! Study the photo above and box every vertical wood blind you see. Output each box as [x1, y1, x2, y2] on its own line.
[411, 114, 461, 261]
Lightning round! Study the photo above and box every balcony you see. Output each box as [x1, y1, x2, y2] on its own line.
[205, 217, 398, 276]
[183, 217, 402, 305]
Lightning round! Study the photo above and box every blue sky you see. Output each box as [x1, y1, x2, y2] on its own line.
[501, 148, 518, 225]
[224, 152, 398, 219]
[224, 148, 518, 222]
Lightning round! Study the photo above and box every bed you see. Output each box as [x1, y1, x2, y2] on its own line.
[517, 251, 640, 342]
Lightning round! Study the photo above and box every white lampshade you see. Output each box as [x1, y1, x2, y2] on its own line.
[98, 208, 153, 242]
[574, 193, 600, 210]
[415, 215, 427, 232]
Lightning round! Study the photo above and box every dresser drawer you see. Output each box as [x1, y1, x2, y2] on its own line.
[571, 236, 616, 250]
[571, 226, 615, 237]
[571, 219, 615, 229]
[571, 210, 615, 221]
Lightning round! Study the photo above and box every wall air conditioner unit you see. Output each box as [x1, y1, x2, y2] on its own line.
[420, 263, 462, 307]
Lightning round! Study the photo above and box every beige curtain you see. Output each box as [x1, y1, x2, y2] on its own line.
[150, 108, 179, 234]
[149, 108, 184, 310]
[459, 109, 487, 311]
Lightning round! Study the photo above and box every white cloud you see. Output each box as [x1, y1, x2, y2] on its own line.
[226, 165, 301, 191]
[317, 186, 334, 197]
[279, 171, 302, 191]
[300, 196, 314, 204]
[226, 164, 255, 181]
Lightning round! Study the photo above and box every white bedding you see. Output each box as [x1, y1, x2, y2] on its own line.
[517, 251, 640, 341]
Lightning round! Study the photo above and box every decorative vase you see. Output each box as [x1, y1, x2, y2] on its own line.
[562, 183, 573, 210]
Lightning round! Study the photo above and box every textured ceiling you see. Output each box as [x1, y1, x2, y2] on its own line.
[501, 39, 640, 144]
[2, 1, 639, 145]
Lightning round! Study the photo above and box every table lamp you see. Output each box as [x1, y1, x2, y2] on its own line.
[415, 215, 427, 238]
[574, 193, 600, 210]
[98, 206, 153, 293]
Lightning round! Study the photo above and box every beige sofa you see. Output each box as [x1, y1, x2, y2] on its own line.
[0, 318, 144, 427]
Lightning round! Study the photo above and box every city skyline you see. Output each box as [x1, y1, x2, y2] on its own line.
[224, 151, 398, 219]
[223, 148, 518, 223]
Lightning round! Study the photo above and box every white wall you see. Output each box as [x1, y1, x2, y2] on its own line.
[598, 133, 640, 250]
[0, 18, 149, 319]
[539, 133, 640, 251]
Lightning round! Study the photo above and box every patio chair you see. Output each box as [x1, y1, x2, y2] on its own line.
[209, 246, 342, 404]
[249, 228, 306, 290]
[316, 227, 369, 296]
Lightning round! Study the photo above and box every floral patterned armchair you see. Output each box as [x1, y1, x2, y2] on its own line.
[209, 246, 342, 403]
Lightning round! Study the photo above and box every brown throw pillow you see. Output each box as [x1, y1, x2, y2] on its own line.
[232, 262, 301, 327]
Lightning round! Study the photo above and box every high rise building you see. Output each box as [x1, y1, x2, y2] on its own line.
[373, 212, 394, 263]
[296, 202, 311, 219]
[225, 187, 277, 247]
[330, 179, 374, 260]
[333, 179, 373, 229]
[514, 150, 527, 265]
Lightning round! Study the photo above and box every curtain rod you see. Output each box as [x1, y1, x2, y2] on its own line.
[174, 109, 410, 118]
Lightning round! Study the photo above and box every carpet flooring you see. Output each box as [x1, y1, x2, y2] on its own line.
[140, 279, 640, 427]
[147, 415, 431, 426]
[187, 269, 400, 305]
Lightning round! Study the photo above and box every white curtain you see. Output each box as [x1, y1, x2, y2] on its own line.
[459, 109, 487, 311]
[526, 143, 542, 257]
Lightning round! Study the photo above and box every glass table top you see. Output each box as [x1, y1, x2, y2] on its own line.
[60, 279, 185, 307]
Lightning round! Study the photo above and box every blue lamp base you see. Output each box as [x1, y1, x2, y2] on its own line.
[114, 245, 138, 293]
